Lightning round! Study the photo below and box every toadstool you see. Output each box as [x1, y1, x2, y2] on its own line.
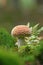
[11, 25, 32, 48]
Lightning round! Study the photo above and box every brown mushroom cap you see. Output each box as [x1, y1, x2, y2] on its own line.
[11, 25, 32, 37]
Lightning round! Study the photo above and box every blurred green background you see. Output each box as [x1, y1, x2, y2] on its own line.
[0, 0, 43, 35]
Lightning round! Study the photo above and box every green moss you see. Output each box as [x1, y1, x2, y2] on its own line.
[0, 48, 24, 65]
[0, 28, 17, 48]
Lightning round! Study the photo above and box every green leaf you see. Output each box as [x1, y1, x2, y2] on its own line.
[37, 27, 43, 33]
[32, 24, 39, 34]
[26, 22, 30, 27]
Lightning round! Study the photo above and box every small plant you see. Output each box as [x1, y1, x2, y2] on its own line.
[26, 23, 43, 44]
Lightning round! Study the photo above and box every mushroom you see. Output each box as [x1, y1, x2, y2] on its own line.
[11, 25, 32, 48]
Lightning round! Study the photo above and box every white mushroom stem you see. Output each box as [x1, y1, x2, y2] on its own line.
[16, 38, 26, 48]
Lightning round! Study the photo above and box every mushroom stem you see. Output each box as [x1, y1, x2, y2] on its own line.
[16, 38, 26, 48]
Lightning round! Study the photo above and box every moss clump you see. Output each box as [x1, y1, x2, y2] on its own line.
[0, 28, 17, 48]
